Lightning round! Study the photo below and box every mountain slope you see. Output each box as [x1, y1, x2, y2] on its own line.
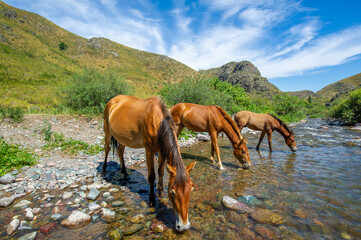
[0, 1, 196, 108]
[315, 72, 361, 105]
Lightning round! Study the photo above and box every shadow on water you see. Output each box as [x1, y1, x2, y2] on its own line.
[181, 152, 241, 170]
[96, 160, 177, 230]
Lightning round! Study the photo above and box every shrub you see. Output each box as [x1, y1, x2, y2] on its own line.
[59, 42, 68, 50]
[332, 88, 361, 124]
[62, 68, 133, 114]
[272, 93, 308, 122]
[0, 139, 37, 176]
[0, 106, 25, 124]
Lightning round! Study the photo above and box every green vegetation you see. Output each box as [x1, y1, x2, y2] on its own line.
[0, 138, 37, 176]
[160, 76, 314, 123]
[40, 120, 103, 155]
[332, 88, 361, 125]
[0, 105, 25, 123]
[62, 68, 133, 114]
[59, 42, 68, 50]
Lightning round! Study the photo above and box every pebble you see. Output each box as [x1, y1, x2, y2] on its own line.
[101, 208, 116, 223]
[109, 188, 119, 193]
[89, 202, 101, 211]
[0, 193, 26, 208]
[0, 173, 16, 184]
[62, 191, 73, 200]
[7, 219, 20, 235]
[151, 222, 166, 233]
[25, 208, 34, 220]
[112, 200, 125, 207]
[87, 188, 100, 200]
[39, 222, 57, 234]
[51, 213, 63, 220]
[108, 229, 123, 240]
[17, 231, 37, 240]
[222, 196, 252, 213]
[103, 192, 111, 198]
[14, 199, 32, 208]
[61, 211, 91, 228]
[129, 214, 145, 223]
[251, 208, 283, 225]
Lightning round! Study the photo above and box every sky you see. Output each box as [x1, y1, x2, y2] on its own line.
[3, 0, 361, 92]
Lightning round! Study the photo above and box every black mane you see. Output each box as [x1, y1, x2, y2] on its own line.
[268, 113, 293, 135]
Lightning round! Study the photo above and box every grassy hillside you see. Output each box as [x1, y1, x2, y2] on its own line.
[315, 72, 361, 104]
[0, 1, 195, 110]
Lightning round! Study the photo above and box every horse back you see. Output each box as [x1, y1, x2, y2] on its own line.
[104, 95, 164, 149]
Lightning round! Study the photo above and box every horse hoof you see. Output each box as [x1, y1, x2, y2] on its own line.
[219, 166, 225, 170]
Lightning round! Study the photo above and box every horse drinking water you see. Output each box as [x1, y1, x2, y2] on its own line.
[233, 111, 297, 152]
[170, 103, 251, 170]
[103, 95, 196, 231]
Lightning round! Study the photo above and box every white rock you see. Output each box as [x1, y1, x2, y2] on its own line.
[62, 191, 73, 200]
[101, 208, 116, 222]
[25, 208, 34, 220]
[88, 202, 101, 211]
[61, 211, 91, 228]
[7, 219, 20, 235]
[14, 199, 31, 208]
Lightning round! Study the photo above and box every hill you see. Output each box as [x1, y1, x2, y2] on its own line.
[314, 72, 361, 106]
[0, 1, 196, 109]
[286, 90, 314, 99]
[202, 61, 280, 93]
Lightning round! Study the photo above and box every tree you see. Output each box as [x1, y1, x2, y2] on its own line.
[59, 42, 68, 50]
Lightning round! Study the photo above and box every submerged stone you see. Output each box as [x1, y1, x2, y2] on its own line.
[17, 231, 37, 240]
[237, 195, 263, 207]
[108, 229, 123, 240]
[123, 224, 144, 236]
[7, 219, 20, 235]
[87, 188, 100, 200]
[254, 224, 281, 240]
[222, 196, 252, 213]
[61, 211, 91, 228]
[251, 208, 283, 225]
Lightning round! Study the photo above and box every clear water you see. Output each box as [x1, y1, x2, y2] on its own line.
[1, 119, 360, 239]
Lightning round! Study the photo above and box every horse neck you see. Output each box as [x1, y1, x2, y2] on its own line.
[221, 119, 241, 149]
[274, 123, 291, 139]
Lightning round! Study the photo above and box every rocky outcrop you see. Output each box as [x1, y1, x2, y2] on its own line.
[205, 61, 279, 92]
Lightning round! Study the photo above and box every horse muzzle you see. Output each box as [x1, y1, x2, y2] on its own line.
[242, 162, 251, 169]
[291, 146, 297, 152]
[176, 219, 190, 232]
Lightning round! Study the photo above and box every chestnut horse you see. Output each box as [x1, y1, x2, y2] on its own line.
[103, 95, 196, 231]
[170, 103, 251, 170]
[233, 111, 297, 152]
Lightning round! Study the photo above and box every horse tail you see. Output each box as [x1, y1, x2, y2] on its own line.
[267, 113, 293, 135]
[157, 100, 186, 188]
[111, 136, 119, 159]
[214, 105, 243, 141]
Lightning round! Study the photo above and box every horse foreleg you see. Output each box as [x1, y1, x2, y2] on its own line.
[267, 131, 273, 152]
[210, 131, 224, 170]
[102, 133, 111, 176]
[175, 124, 184, 138]
[118, 145, 128, 178]
[146, 150, 156, 206]
[210, 144, 216, 163]
[256, 131, 266, 151]
[157, 153, 166, 198]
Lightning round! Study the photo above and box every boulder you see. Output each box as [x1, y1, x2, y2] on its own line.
[0, 173, 16, 184]
[251, 208, 283, 225]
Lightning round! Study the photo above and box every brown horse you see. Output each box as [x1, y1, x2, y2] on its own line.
[170, 103, 251, 170]
[233, 111, 297, 152]
[103, 95, 196, 231]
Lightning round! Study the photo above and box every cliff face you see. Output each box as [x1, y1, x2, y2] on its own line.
[204, 61, 280, 92]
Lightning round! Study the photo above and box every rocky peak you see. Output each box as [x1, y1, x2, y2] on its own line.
[205, 61, 279, 92]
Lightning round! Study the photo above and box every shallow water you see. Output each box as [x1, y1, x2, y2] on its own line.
[1, 119, 360, 239]
[179, 118, 361, 239]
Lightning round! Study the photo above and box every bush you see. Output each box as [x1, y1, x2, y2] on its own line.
[62, 68, 133, 114]
[0, 139, 37, 176]
[272, 93, 308, 122]
[159, 76, 252, 114]
[59, 42, 68, 50]
[332, 88, 361, 124]
[0, 106, 25, 124]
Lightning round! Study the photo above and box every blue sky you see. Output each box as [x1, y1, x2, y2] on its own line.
[4, 0, 361, 92]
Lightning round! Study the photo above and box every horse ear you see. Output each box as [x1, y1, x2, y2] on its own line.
[167, 164, 176, 177]
[186, 160, 196, 174]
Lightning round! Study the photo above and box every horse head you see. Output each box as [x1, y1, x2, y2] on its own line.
[166, 160, 196, 231]
[286, 133, 297, 152]
[234, 138, 251, 169]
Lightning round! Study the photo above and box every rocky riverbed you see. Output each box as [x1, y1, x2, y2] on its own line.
[0, 114, 208, 239]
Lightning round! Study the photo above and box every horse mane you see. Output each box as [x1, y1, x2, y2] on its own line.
[214, 106, 243, 141]
[157, 100, 186, 188]
[267, 113, 293, 135]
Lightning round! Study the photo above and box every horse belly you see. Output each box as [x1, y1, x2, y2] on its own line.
[113, 132, 144, 148]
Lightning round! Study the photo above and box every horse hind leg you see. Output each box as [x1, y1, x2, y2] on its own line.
[267, 130, 273, 152]
[157, 153, 166, 197]
[146, 150, 156, 206]
[210, 131, 224, 170]
[118, 144, 128, 179]
[102, 128, 112, 176]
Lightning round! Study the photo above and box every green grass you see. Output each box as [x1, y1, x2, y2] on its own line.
[0, 105, 25, 123]
[0, 138, 37, 176]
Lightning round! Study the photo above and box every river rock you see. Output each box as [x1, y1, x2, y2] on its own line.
[123, 224, 144, 236]
[89, 202, 101, 211]
[25, 208, 34, 220]
[87, 188, 100, 200]
[151, 221, 166, 233]
[130, 214, 145, 223]
[17, 231, 37, 240]
[14, 199, 31, 208]
[39, 222, 57, 234]
[112, 200, 125, 207]
[7, 219, 20, 235]
[222, 196, 252, 213]
[108, 229, 123, 240]
[251, 208, 283, 225]
[254, 224, 281, 239]
[0, 173, 16, 184]
[51, 213, 63, 220]
[61, 211, 91, 228]
[196, 134, 210, 142]
[0, 193, 26, 207]
[62, 191, 73, 200]
[237, 195, 263, 207]
[101, 208, 116, 222]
